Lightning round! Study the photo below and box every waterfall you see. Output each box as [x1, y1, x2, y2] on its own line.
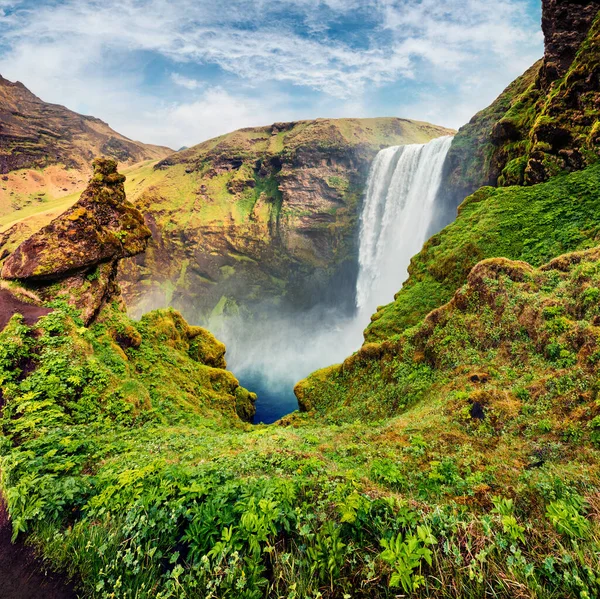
[355, 135, 453, 320]
[222, 135, 453, 422]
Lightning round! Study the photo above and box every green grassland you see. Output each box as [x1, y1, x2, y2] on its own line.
[364, 164, 600, 342]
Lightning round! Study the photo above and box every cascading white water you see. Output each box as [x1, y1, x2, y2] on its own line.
[221, 134, 454, 422]
[355, 135, 453, 321]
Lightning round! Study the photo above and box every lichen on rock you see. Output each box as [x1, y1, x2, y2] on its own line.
[1, 157, 150, 324]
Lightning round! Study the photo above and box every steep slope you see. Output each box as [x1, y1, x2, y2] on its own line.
[0, 75, 172, 218]
[1, 220, 599, 599]
[361, 1, 600, 344]
[364, 164, 600, 341]
[116, 118, 453, 322]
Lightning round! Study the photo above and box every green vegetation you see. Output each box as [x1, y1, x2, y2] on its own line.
[2, 10, 600, 597]
[445, 13, 600, 197]
[445, 60, 542, 193]
[2, 257, 600, 597]
[366, 164, 600, 341]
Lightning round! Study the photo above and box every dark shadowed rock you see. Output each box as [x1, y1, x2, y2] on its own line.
[0, 288, 52, 330]
[539, 0, 600, 88]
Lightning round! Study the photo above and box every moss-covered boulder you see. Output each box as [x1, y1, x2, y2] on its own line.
[2, 158, 149, 280]
[139, 309, 229, 369]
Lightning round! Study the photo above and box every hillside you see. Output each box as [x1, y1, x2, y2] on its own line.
[0, 75, 172, 219]
[441, 0, 600, 208]
[353, 2, 600, 345]
[1, 164, 599, 598]
[0, 117, 453, 323]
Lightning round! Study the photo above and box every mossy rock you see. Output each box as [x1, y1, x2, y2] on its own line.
[188, 326, 227, 368]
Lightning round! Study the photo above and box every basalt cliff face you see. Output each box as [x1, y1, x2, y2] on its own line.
[441, 0, 600, 211]
[117, 118, 453, 324]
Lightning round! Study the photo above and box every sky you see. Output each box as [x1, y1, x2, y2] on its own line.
[0, 0, 544, 149]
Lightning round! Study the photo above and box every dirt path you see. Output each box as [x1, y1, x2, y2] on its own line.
[0, 289, 75, 596]
[0, 288, 52, 330]
[0, 500, 78, 599]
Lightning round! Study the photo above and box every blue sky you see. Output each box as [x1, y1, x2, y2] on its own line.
[0, 0, 543, 149]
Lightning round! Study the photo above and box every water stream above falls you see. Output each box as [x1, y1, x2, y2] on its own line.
[221, 135, 454, 423]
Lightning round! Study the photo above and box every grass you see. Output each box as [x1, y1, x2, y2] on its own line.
[2, 240, 600, 598]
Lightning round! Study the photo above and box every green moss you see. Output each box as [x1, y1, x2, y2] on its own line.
[367, 164, 600, 342]
[2, 252, 600, 598]
[447, 13, 600, 193]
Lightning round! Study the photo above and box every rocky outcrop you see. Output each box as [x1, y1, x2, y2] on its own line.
[0, 158, 256, 422]
[1, 158, 150, 324]
[0, 75, 172, 175]
[117, 118, 454, 324]
[539, 0, 600, 88]
[440, 0, 600, 208]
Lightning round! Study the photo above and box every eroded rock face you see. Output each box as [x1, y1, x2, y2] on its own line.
[1, 158, 150, 324]
[0, 75, 171, 175]
[440, 0, 600, 204]
[540, 0, 600, 88]
[118, 118, 454, 323]
[3, 159, 149, 280]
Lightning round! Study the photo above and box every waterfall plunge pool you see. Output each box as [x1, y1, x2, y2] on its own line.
[221, 135, 454, 424]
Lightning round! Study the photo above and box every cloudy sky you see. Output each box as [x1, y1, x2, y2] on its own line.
[0, 0, 543, 149]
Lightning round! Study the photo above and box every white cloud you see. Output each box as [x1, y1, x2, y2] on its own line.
[141, 87, 298, 149]
[170, 73, 204, 90]
[0, 0, 544, 147]
[1, 0, 541, 98]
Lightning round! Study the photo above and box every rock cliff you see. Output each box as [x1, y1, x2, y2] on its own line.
[117, 118, 453, 323]
[441, 0, 600, 209]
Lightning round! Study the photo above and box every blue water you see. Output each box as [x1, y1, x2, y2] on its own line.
[236, 372, 299, 424]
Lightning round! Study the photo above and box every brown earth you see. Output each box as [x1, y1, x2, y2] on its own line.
[0, 74, 172, 175]
[0, 288, 51, 330]
[0, 500, 77, 599]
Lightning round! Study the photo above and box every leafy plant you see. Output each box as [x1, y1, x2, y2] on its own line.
[380, 525, 436, 592]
